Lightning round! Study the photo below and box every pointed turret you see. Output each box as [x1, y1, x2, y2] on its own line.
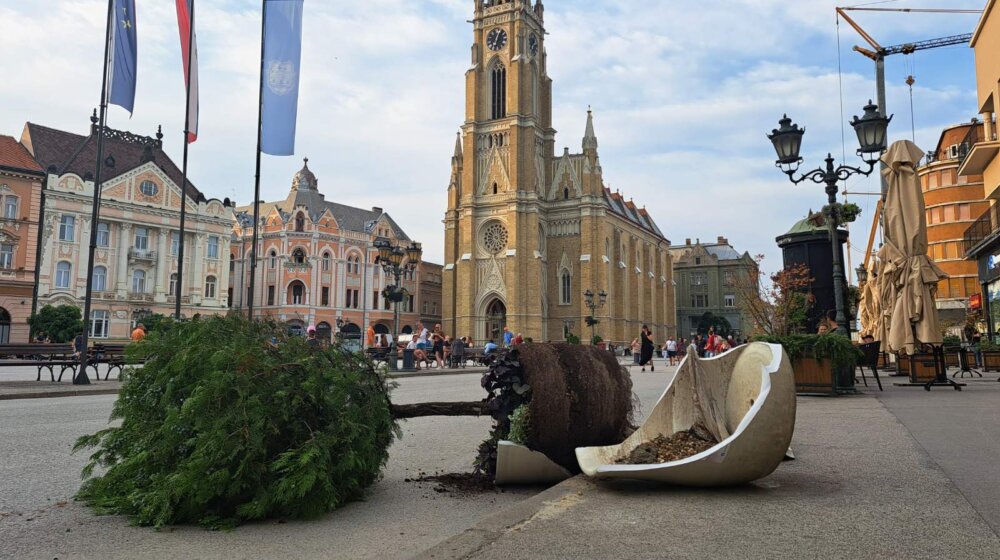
[583, 106, 598, 154]
[452, 131, 463, 164]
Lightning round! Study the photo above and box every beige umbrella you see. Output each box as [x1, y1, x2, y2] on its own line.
[858, 257, 881, 338]
[879, 140, 948, 355]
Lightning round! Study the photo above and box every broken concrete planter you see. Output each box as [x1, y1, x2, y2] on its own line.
[494, 441, 572, 485]
[575, 342, 796, 486]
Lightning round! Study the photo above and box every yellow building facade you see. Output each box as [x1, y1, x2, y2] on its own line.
[443, 0, 675, 345]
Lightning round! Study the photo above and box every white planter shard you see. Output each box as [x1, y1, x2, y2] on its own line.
[576, 342, 796, 486]
[494, 440, 572, 486]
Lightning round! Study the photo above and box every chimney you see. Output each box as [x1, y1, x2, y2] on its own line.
[685, 238, 691, 246]
[372, 207, 383, 214]
[717, 236, 728, 245]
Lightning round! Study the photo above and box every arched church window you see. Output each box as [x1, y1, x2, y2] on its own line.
[564, 187, 569, 200]
[269, 250, 277, 269]
[561, 270, 571, 305]
[493, 182, 498, 195]
[491, 62, 507, 120]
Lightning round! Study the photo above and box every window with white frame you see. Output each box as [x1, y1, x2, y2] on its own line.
[169, 273, 178, 296]
[55, 261, 72, 289]
[96, 223, 110, 247]
[322, 252, 331, 271]
[724, 294, 736, 308]
[171, 232, 180, 255]
[134, 227, 148, 251]
[3, 195, 18, 219]
[205, 276, 217, 299]
[139, 180, 158, 197]
[0, 244, 13, 269]
[90, 310, 110, 338]
[58, 216, 75, 241]
[132, 269, 146, 293]
[207, 236, 219, 259]
[92, 266, 107, 291]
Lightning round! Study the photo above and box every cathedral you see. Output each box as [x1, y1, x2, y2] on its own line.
[443, 0, 675, 344]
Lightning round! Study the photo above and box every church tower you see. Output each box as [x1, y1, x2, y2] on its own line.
[444, 0, 554, 342]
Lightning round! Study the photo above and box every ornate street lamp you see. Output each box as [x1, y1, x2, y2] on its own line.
[374, 238, 422, 370]
[856, 264, 868, 285]
[583, 288, 608, 345]
[767, 100, 891, 336]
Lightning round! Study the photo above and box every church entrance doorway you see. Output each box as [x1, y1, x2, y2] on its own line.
[484, 299, 506, 344]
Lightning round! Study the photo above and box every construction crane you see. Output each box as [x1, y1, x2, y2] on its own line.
[835, 6, 981, 272]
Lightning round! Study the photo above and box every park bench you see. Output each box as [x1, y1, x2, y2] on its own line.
[365, 347, 390, 367]
[89, 343, 130, 380]
[0, 343, 77, 382]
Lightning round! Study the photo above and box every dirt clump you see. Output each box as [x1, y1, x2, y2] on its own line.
[618, 425, 718, 465]
[518, 344, 634, 473]
[409, 472, 499, 497]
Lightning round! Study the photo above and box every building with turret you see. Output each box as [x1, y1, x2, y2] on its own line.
[442, 0, 675, 344]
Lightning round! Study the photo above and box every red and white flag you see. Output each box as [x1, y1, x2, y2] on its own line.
[175, 0, 199, 143]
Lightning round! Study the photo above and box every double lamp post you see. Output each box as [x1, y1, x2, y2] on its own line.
[583, 288, 607, 345]
[374, 239, 422, 371]
[767, 100, 891, 336]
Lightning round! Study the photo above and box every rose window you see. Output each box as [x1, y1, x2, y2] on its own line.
[482, 223, 509, 255]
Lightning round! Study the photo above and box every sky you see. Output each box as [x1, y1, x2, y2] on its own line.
[0, 0, 987, 275]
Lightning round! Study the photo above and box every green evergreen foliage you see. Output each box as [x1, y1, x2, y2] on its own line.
[73, 315, 398, 529]
[565, 333, 581, 344]
[753, 333, 863, 373]
[507, 404, 531, 446]
[28, 304, 84, 342]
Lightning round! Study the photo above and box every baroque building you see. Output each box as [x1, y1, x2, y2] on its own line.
[21, 119, 234, 340]
[669, 237, 757, 337]
[230, 160, 433, 345]
[0, 135, 45, 343]
[443, 0, 674, 344]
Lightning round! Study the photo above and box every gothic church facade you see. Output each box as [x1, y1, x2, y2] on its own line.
[443, 0, 675, 343]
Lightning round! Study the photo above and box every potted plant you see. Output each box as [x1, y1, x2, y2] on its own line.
[591, 334, 606, 350]
[980, 340, 1000, 371]
[754, 333, 862, 395]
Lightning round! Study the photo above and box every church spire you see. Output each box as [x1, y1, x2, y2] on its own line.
[583, 106, 598, 153]
[453, 131, 463, 161]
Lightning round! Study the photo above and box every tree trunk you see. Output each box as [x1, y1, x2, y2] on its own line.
[391, 401, 486, 419]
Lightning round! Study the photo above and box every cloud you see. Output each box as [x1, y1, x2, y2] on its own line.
[0, 0, 983, 270]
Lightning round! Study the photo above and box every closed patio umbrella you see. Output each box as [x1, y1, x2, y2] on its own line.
[879, 140, 947, 355]
[858, 258, 881, 338]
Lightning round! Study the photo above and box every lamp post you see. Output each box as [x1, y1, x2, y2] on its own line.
[374, 239, 422, 371]
[583, 289, 608, 345]
[767, 100, 891, 336]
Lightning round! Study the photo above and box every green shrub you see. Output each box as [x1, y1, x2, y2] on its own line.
[28, 304, 84, 342]
[753, 333, 863, 372]
[565, 333, 581, 345]
[507, 404, 531, 446]
[73, 315, 398, 529]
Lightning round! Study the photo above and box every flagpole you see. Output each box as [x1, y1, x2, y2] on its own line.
[76, 0, 117, 385]
[175, 0, 195, 320]
[247, 0, 267, 320]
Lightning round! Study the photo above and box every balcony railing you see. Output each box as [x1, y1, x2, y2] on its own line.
[129, 292, 154, 303]
[128, 248, 157, 261]
[958, 124, 985, 165]
[963, 205, 1000, 257]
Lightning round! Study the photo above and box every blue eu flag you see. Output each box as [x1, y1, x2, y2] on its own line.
[108, 0, 138, 114]
[261, 0, 304, 156]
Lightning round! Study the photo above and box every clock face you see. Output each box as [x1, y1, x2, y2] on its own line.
[487, 28, 508, 51]
[528, 34, 539, 56]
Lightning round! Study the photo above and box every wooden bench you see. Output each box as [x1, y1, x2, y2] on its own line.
[365, 347, 390, 367]
[0, 343, 77, 382]
[89, 343, 130, 380]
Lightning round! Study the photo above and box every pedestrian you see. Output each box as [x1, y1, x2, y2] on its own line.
[665, 336, 678, 366]
[639, 326, 655, 372]
[306, 325, 320, 349]
[72, 330, 86, 360]
[514, 332, 524, 345]
[972, 329, 983, 368]
[631, 338, 641, 365]
[416, 321, 430, 353]
[432, 331, 446, 369]
[366, 324, 376, 349]
[502, 326, 514, 348]
[130, 323, 146, 343]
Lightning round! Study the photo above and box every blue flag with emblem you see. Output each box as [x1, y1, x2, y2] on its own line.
[260, 0, 304, 156]
[108, 0, 138, 114]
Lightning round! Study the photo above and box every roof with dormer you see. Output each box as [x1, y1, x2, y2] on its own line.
[234, 158, 411, 240]
[603, 188, 665, 238]
[20, 120, 206, 202]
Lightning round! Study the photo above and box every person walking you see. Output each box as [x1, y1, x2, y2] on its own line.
[366, 324, 376, 349]
[502, 326, 514, 348]
[639, 326, 655, 372]
[665, 336, 678, 366]
[130, 323, 147, 343]
[630, 338, 641, 365]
